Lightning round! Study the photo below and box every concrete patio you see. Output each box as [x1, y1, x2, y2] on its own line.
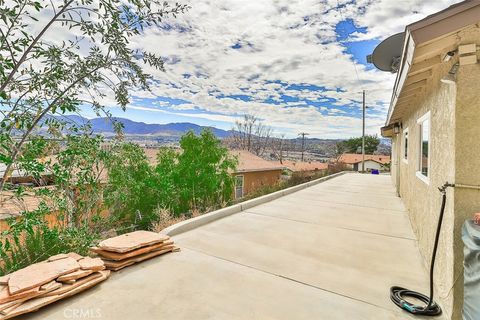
[20, 173, 437, 320]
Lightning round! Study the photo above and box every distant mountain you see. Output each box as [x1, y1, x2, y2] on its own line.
[60, 116, 233, 138]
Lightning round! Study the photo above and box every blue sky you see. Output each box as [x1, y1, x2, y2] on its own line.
[78, 0, 459, 138]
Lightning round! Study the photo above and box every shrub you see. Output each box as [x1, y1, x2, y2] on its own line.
[0, 217, 97, 276]
[166, 130, 238, 214]
[237, 170, 328, 203]
[45, 133, 107, 227]
[327, 161, 349, 174]
[150, 207, 183, 233]
[239, 184, 283, 202]
[103, 130, 237, 229]
[103, 142, 159, 230]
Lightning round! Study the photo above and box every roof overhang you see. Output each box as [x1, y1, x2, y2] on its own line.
[233, 167, 285, 174]
[385, 0, 480, 127]
[380, 124, 395, 138]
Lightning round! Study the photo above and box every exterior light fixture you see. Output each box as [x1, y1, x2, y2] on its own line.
[393, 123, 401, 134]
[441, 63, 459, 85]
[443, 51, 455, 62]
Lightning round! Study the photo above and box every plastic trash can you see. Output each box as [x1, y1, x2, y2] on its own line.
[371, 169, 379, 175]
[462, 220, 480, 320]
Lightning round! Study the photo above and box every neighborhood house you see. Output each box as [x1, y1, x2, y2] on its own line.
[337, 153, 390, 172]
[231, 150, 285, 199]
[278, 160, 328, 176]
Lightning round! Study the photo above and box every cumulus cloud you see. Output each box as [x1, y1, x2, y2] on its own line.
[121, 0, 462, 138]
[22, 0, 462, 138]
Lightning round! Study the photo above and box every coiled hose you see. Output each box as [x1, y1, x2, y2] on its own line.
[389, 183, 451, 316]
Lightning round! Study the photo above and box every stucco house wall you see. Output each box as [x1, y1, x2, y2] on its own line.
[392, 61, 457, 317]
[353, 160, 383, 172]
[451, 32, 480, 318]
[390, 25, 480, 320]
[233, 169, 282, 198]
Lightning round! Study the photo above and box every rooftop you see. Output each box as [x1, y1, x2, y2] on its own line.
[145, 148, 286, 173]
[231, 150, 285, 173]
[338, 153, 391, 165]
[24, 173, 437, 320]
[278, 160, 328, 172]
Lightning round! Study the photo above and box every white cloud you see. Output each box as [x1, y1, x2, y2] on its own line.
[122, 0, 462, 137]
[17, 0, 462, 138]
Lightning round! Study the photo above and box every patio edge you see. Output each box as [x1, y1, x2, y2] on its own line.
[162, 171, 347, 236]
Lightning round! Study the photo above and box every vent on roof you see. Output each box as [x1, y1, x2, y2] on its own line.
[367, 32, 405, 73]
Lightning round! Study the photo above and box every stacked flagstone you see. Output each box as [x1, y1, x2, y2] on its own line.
[91, 231, 179, 271]
[0, 253, 109, 319]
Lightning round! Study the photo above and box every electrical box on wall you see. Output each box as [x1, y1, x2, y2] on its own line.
[459, 55, 477, 66]
[458, 43, 478, 66]
[458, 44, 476, 55]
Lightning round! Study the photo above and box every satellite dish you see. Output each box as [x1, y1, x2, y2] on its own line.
[367, 32, 405, 73]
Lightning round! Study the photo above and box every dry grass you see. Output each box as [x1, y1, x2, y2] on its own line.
[151, 207, 183, 232]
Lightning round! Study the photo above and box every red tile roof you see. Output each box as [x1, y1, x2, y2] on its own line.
[231, 150, 285, 173]
[337, 153, 391, 165]
[144, 149, 285, 173]
[277, 160, 328, 172]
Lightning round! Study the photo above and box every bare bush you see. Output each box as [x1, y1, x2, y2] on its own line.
[229, 115, 273, 157]
[151, 207, 182, 233]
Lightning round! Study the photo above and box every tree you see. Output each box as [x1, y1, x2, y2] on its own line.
[0, 132, 106, 274]
[168, 130, 237, 214]
[7, 131, 108, 227]
[230, 115, 273, 157]
[271, 134, 286, 164]
[45, 133, 108, 227]
[103, 142, 158, 230]
[0, 0, 189, 191]
[336, 135, 380, 155]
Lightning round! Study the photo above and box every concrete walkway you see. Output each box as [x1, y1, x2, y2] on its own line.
[21, 173, 435, 320]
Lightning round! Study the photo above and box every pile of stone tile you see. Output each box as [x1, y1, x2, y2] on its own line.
[90, 230, 179, 271]
[0, 253, 109, 319]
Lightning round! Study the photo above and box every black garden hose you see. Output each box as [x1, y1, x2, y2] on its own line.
[389, 183, 453, 317]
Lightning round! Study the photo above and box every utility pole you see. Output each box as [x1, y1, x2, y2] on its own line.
[298, 132, 309, 162]
[362, 90, 366, 173]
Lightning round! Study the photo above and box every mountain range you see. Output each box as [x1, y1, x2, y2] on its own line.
[61, 115, 233, 138]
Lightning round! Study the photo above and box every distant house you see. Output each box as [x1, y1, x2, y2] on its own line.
[379, 1, 480, 318]
[278, 160, 328, 175]
[231, 150, 285, 199]
[336, 153, 391, 172]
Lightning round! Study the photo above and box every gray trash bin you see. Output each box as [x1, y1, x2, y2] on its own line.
[462, 220, 480, 320]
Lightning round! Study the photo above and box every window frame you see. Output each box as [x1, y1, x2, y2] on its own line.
[402, 127, 409, 163]
[234, 174, 244, 199]
[416, 111, 431, 185]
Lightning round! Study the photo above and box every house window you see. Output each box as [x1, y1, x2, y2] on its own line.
[416, 112, 430, 183]
[403, 128, 409, 162]
[235, 175, 244, 199]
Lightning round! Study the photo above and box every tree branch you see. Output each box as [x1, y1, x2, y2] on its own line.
[0, 0, 75, 93]
[0, 62, 109, 191]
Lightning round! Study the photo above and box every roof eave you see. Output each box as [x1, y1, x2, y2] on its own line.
[385, 29, 415, 126]
[233, 167, 285, 174]
[385, 0, 480, 127]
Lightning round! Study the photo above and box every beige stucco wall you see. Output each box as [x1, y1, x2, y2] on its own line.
[395, 61, 457, 318]
[390, 26, 480, 320]
[451, 33, 480, 318]
[233, 170, 282, 197]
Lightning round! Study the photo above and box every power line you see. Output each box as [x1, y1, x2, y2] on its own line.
[336, 0, 361, 84]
